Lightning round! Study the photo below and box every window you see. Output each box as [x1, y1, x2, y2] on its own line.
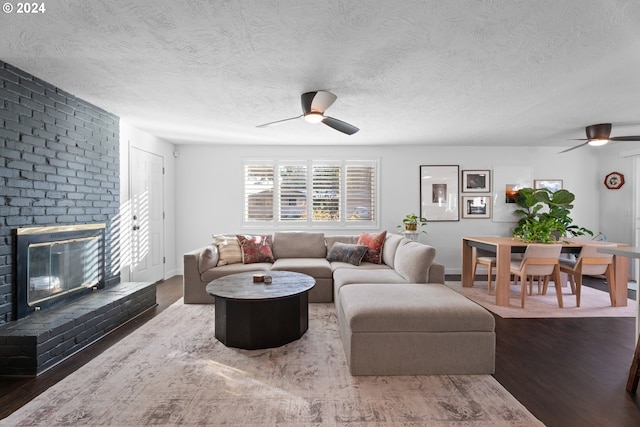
[244, 159, 377, 228]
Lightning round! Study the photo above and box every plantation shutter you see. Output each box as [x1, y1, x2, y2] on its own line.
[244, 159, 377, 227]
[345, 161, 376, 223]
[312, 163, 341, 222]
[278, 163, 307, 221]
[244, 164, 275, 222]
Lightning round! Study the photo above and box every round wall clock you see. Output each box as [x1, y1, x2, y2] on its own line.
[604, 172, 625, 189]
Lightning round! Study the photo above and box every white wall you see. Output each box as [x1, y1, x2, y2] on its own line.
[174, 144, 602, 275]
[119, 121, 178, 280]
[597, 140, 638, 246]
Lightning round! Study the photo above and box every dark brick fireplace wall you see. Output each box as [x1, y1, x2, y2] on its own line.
[0, 60, 120, 324]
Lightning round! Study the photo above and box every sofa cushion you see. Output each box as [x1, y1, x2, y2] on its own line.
[325, 235, 359, 252]
[340, 283, 495, 333]
[382, 233, 403, 268]
[326, 242, 369, 266]
[213, 235, 242, 266]
[330, 261, 391, 271]
[198, 245, 219, 274]
[237, 234, 274, 264]
[332, 267, 405, 293]
[357, 231, 386, 264]
[271, 258, 332, 278]
[394, 240, 435, 283]
[332, 267, 407, 325]
[272, 232, 326, 259]
[200, 262, 273, 282]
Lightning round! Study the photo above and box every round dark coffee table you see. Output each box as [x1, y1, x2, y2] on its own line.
[206, 271, 315, 350]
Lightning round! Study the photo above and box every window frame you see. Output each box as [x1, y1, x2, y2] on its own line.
[243, 158, 379, 229]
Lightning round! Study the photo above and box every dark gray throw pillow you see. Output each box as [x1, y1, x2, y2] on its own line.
[326, 242, 369, 266]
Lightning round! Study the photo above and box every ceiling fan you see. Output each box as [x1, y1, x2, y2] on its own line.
[559, 123, 640, 153]
[256, 90, 359, 135]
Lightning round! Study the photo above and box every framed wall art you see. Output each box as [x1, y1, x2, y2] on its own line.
[461, 170, 491, 193]
[492, 165, 532, 223]
[462, 196, 491, 219]
[420, 165, 459, 221]
[534, 179, 563, 192]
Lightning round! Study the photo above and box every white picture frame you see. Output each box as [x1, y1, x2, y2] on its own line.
[492, 165, 532, 223]
[420, 165, 459, 221]
[534, 179, 563, 192]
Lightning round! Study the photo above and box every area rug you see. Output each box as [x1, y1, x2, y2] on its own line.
[446, 281, 637, 318]
[1, 301, 543, 427]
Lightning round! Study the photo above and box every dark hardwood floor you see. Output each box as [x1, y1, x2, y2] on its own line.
[0, 275, 638, 426]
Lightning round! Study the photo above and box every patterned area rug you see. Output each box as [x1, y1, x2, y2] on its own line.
[446, 281, 636, 318]
[1, 301, 543, 426]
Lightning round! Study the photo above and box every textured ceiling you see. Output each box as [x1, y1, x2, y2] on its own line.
[2, 0, 640, 148]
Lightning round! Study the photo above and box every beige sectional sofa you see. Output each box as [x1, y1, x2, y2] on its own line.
[183, 231, 495, 375]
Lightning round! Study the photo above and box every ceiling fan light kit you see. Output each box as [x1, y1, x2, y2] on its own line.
[257, 90, 359, 135]
[587, 138, 609, 147]
[304, 112, 324, 123]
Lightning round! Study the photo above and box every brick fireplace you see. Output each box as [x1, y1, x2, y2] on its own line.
[0, 62, 157, 375]
[0, 60, 121, 324]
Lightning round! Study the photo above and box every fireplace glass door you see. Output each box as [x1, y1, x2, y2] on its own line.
[27, 237, 100, 306]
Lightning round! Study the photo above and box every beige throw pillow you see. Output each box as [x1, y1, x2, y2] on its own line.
[213, 234, 242, 266]
[198, 245, 219, 274]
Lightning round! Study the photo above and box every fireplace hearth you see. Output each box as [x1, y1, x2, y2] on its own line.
[1, 224, 157, 376]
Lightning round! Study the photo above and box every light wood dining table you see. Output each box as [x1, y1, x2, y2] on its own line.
[461, 236, 629, 308]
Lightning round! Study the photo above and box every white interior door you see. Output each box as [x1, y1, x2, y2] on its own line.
[130, 147, 165, 283]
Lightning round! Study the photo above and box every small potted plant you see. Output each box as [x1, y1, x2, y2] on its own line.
[397, 213, 428, 233]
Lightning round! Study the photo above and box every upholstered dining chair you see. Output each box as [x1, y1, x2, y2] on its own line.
[472, 248, 497, 294]
[557, 244, 616, 307]
[510, 244, 563, 308]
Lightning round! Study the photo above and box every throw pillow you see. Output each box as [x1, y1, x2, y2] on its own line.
[198, 245, 219, 274]
[358, 230, 387, 264]
[326, 242, 369, 266]
[237, 234, 275, 264]
[213, 234, 242, 266]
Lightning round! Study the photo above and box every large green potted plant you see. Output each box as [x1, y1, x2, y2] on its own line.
[397, 213, 428, 233]
[512, 188, 592, 243]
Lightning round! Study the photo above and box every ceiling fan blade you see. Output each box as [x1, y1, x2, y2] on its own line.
[256, 115, 302, 128]
[311, 91, 337, 112]
[609, 136, 640, 141]
[301, 92, 315, 115]
[301, 91, 337, 114]
[322, 116, 359, 135]
[558, 141, 589, 154]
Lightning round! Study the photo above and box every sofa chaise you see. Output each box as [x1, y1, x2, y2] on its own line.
[183, 231, 495, 375]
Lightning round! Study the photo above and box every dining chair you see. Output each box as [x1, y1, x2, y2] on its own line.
[510, 244, 563, 308]
[557, 244, 616, 307]
[472, 248, 497, 294]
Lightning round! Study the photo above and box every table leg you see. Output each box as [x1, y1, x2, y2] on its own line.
[613, 254, 628, 307]
[462, 239, 474, 287]
[494, 245, 512, 306]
